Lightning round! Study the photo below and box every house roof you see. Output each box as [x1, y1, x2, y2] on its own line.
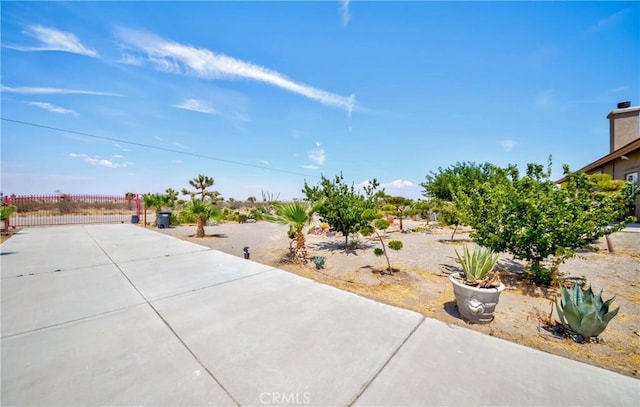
[556, 137, 640, 183]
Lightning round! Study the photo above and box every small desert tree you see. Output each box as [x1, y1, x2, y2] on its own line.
[382, 195, 413, 230]
[269, 201, 323, 263]
[303, 173, 380, 249]
[361, 209, 403, 273]
[459, 161, 637, 285]
[421, 162, 505, 240]
[406, 200, 434, 224]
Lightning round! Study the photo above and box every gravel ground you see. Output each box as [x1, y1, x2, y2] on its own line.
[155, 220, 640, 378]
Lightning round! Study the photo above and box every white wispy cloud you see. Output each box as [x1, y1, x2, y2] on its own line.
[8, 25, 98, 57]
[172, 98, 217, 114]
[535, 88, 554, 108]
[1, 84, 122, 96]
[609, 86, 627, 93]
[114, 143, 131, 152]
[115, 27, 355, 115]
[355, 179, 375, 192]
[382, 179, 415, 189]
[584, 8, 631, 36]
[68, 153, 127, 168]
[173, 142, 189, 150]
[260, 160, 271, 166]
[301, 164, 319, 169]
[500, 140, 517, 152]
[341, 0, 351, 26]
[117, 53, 145, 66]
[28, 102, 77, 116]
[308, 142, 326, 166]
[359, 178, 420, 199]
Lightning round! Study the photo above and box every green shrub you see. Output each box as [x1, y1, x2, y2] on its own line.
[175, 209, 197, 224]
[529, 263, 556, 286]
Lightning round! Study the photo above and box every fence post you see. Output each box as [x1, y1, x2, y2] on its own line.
[4, 195, 11, 230]
[136, 194, 142, 218]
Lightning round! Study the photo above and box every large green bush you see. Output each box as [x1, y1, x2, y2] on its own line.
[457, 161, 637, 285]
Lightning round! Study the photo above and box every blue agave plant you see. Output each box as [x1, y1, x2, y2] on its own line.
[312, 256, 326, 270]
[555, 284, 620, 342]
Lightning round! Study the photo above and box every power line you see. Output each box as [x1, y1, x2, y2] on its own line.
[1, 117, 320, 179]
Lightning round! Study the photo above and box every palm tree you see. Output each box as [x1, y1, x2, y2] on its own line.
[185, 200, 220, 238]
[142, 193, 170, 227]
[271, 201, 322, 263]
[1, 204, 16, 231]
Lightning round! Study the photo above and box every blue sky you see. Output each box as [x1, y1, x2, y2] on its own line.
[1, 1, 638, 200]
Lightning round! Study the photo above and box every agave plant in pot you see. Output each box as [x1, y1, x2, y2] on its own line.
[449, 246, 505, 323]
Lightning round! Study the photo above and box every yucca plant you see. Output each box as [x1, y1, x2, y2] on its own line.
[454, 246, 500, 288]
[555, 285, 620, 343]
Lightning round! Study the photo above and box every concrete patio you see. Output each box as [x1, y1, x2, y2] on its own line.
[1, 224, 638, 406]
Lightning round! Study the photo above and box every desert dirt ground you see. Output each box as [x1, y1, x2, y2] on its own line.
[156, 220, 640, 379]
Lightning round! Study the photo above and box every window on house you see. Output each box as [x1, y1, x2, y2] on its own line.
[626, 172, 638, 194]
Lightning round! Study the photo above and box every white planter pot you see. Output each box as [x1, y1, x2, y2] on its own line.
[449, 272, 505, 324]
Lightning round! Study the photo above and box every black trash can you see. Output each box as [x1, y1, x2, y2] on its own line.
[158, 212, 171, 229]
[131, 215, 140, 224]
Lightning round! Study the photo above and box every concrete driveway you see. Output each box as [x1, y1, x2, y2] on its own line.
[1, 225, 638, 406]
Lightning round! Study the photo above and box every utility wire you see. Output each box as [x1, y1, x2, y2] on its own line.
[1, 117, 320, 179]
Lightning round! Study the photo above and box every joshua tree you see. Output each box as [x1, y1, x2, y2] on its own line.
[270, 201, 323, 263]
[182, 174, 221, 237]
[125, 192, 136, 210]
[182, 174, 221, 202]
[165, 188, 179, 208]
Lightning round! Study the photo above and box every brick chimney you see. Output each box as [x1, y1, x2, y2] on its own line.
[607, 101, 640, 152]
